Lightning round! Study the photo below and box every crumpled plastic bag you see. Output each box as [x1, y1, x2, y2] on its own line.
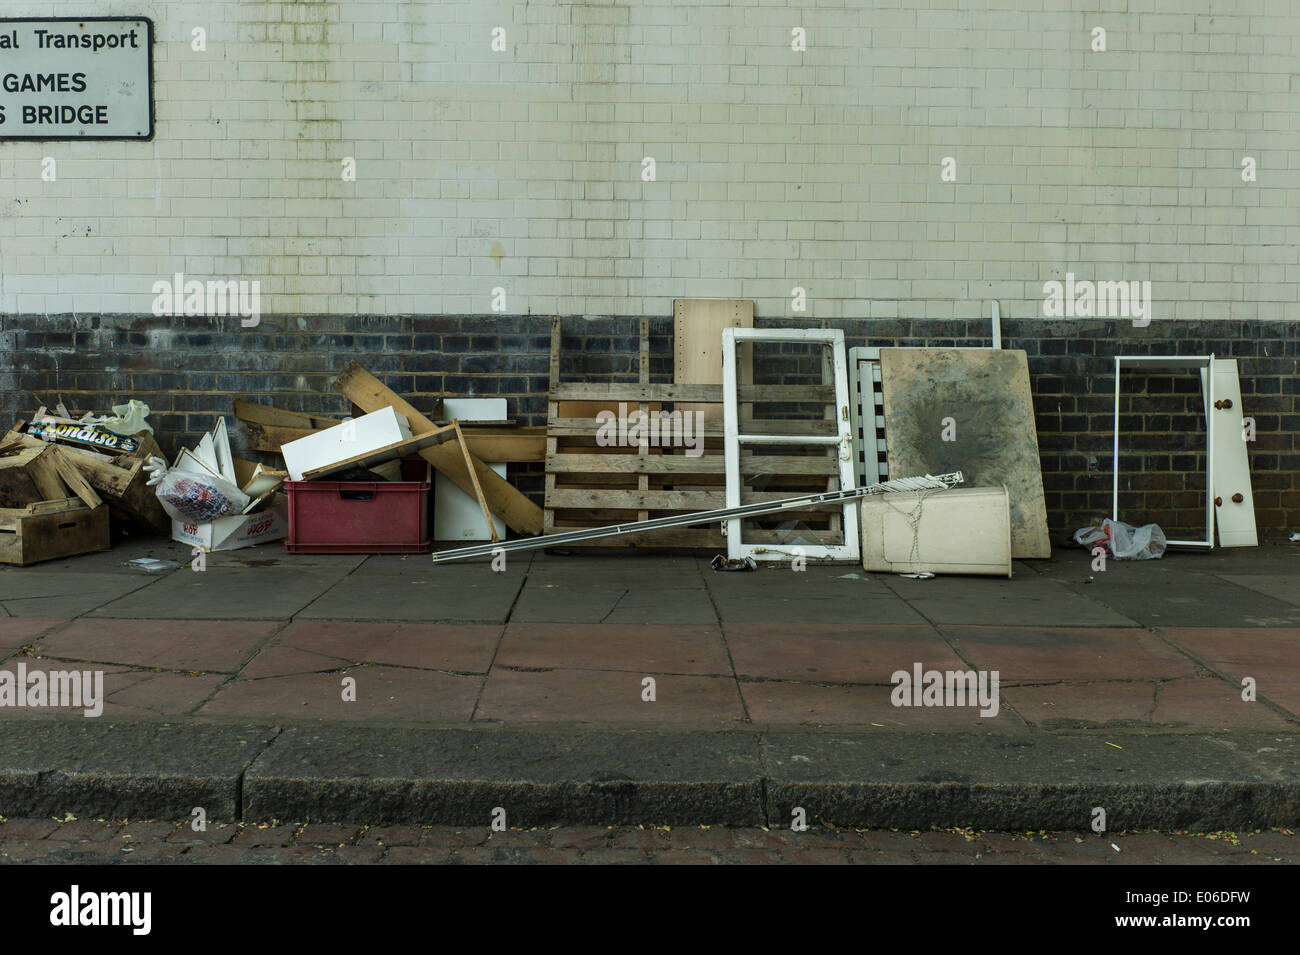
[79, 399, 153, 435]
[1073, 518, 1167, 560]
[144, 455, 249, 523]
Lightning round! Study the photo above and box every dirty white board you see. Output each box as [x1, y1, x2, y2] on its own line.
[1200, 359, 1257, 548]
[879, 348, 1051, 559]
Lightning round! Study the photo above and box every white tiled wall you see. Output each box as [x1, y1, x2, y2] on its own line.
[1, 0, 1296, 320]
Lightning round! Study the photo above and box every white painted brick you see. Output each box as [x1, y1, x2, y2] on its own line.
[0, 0, 1286, 319]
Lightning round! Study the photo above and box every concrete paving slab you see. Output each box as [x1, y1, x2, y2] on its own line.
[476, 668, 745, 723]
[509, 583, 716, 624]
[2, 593, 128, 618]
[241, 621, 502, 677]
[598, 588, 719, 625]
[243, 725, 766, 825]
[496, 623, 729, 675]
[35, 618, 280, 672]
[527, 555, 704, 589]
[709, 593, 928, 625]
[0, 570, 149, 600]
[943, 627, 1200, 683]
[1061, 574, 1300, 628]
[885, 575, 1139, 627]
[298, 565, 525, 623]
[0, 720, 277, 821]
[704, 567, 898, 598]
[741, 681, 1017, 728]
[760, 731, 1300, 830]
[88, 566, 353, 620]
[198, 667, 482, 722]
[1002, 675, 1293, 730]
[724, 623, 957, 683]
[1216, 575, 1300, 609]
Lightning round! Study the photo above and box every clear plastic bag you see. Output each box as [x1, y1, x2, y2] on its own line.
[1073, 518, 1167, 560]
[144, 456, 249, 523]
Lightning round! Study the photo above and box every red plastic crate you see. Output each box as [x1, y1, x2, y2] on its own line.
[284, 458, 431, 553]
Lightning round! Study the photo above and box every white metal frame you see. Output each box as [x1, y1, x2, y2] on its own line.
[1112, 355, 1214, 549]
[722, 327, 859, 562]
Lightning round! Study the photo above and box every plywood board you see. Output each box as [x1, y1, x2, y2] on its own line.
[674, 299, 753, 418]
[879, 348, 1051, 559]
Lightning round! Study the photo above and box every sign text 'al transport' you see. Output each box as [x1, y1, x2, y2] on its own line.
[0, 18, 152, 139]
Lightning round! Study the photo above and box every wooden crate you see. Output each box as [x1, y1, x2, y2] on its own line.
[5, 423, 168, 534]
[0, 497, 111, 566]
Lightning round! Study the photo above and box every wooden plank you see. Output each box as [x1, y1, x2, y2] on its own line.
[452, 420, 499, 544]
[459, 428, 546, 463]
[547, 453, 725, 475]
[233, 400, 343, 431]
[544, 317, 562, 536]
[550, 383, 724, 403]
[333, 361, 544, 535]
[544, 453, 836, 476]
[547, 416, 729, 438]
[547, 489, 726, 511]
[50, 446, 103, 509]
[301, 425, 458, 480]
[242, 421, 318, 453]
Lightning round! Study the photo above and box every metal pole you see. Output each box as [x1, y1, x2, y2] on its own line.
[431, 471, 964, 563]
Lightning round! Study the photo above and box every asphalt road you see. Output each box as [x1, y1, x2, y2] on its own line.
[0, 816, 1292, 865]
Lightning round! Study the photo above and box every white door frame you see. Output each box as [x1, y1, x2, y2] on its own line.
[722, 328, 858, 562]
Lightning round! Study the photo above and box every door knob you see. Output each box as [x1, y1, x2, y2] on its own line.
[1214, 496, 1222, 507]
[1232, 493, 1243, 503]
[1214, 399, 1233, 410]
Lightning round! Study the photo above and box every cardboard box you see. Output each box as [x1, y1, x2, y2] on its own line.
[172, 493, 289, 552]
[862, 484, 1013, 578]
[280, 407, 412, 482]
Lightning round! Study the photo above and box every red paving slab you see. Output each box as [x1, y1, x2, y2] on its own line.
[1159, 628, 1300, 670]
[476, 667, 745, 723]
[241, 621, 502, 678]
[942, 627, 1201, 684]
[1155, 629, 1300, 716]
[0, 619, 68, 650]
[723, 623, 958, 683]
[496, 623, 730, 675]
[34, 619, 280, 673]
[1003, 675, 1295, 729]
[741, 680, 1015, 727]
[197, 666, 482, 721]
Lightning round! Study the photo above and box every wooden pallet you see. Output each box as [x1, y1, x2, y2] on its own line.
[543, 318, 850, 550]
[544, 317, 725, 548]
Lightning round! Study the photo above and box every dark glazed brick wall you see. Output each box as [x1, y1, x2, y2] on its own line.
[3, 314, 1296, 542]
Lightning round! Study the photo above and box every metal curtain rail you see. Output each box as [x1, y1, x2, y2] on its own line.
[430, 470, 964, 563]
